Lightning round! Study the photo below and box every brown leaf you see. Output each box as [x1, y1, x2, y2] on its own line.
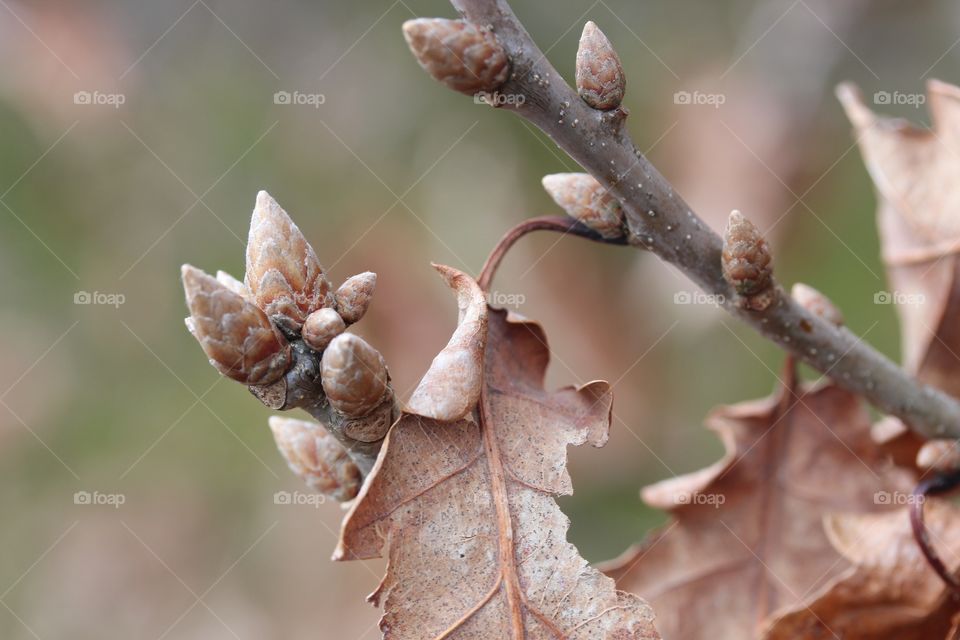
[335, 266, 659, 639]
[603, 366, 914, 640]
[838, 81, 960, 398]
[762, 499, 960, 640]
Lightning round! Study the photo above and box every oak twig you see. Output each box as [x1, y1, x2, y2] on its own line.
[447, 0, 960, 440]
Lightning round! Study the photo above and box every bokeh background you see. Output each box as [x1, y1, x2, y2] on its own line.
[1, 0, 957, 637]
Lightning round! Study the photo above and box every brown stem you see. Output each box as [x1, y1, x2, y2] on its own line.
[448, 0, 960, 440]
[477, 215, 625, 291]
[910, 471, 960, 593]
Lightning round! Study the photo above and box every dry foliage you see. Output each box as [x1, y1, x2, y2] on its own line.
[176, 4, 960, 638]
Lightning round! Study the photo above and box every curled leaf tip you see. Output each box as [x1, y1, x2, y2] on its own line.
[835, 82, 875, 128]
[407, 266, 487, 421]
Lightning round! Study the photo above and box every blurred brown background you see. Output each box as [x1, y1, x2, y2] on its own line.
[1, 0, 957, 637]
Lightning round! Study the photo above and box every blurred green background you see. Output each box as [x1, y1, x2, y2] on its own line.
[1, 0, 957, 637]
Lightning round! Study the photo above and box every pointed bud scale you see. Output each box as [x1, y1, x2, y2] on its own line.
[269, 416, 361, 502]
[181, 264, 291, 385]
[917, 439, 960, 472]
[576, 21, 625, 111]
[402, 18, 509, 95]
[302, 308, 346, 352]
[321, 333, 389, 418]
[542, 173, 625, 239]
[335, 272, 377, 324]
[722, 210, 772, 297]
[216, 270, 251, 299]
[791, 283, 844, 327]
[245, 191, 335, 332]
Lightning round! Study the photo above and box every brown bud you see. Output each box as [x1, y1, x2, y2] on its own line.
[917, 439, 960, 472]
[321, 333, 389, 418]
[335, 272, 377, 325]
[402, 18, 509, 95]
[181, 264, 291, 385]
[576, 21, 625, 110]
[216, 270, 251, 298]
[245, 191, 335, 332]
[791, 283, 844, 327]
[302, 308, 346, 352]
[541, 173, 624, 239]
[722, 210, 772, 297]
[269, 416, 361, 502]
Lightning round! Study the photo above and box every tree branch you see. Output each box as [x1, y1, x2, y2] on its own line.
[445, 0, 960, 439]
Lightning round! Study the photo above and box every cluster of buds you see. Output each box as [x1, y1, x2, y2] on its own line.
[722, 210, 775, 311]
[182, 191, 394, 499]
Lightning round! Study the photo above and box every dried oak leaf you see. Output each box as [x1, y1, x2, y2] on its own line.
[838, 80, 960, 399]
[762, 499, 960, 640]
[335, 265, 659, 639]
[602, 365, 914, 640]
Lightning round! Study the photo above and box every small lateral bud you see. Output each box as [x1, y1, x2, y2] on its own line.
[302, 308, 346, 352]
[791, 283, 844, 327]
[335, 272, 377, 324]
[245, 191, 335, 332]
[402, 18, 509, 95]
[181, 264, 291, 385]
[576, 21, 625, 111]
[541, 173, 625, 239]
[722, 210, 773, 298]
[321, 334, 390, 418]
[269, 416, 361, 502]
[917, 439, 960, 473]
